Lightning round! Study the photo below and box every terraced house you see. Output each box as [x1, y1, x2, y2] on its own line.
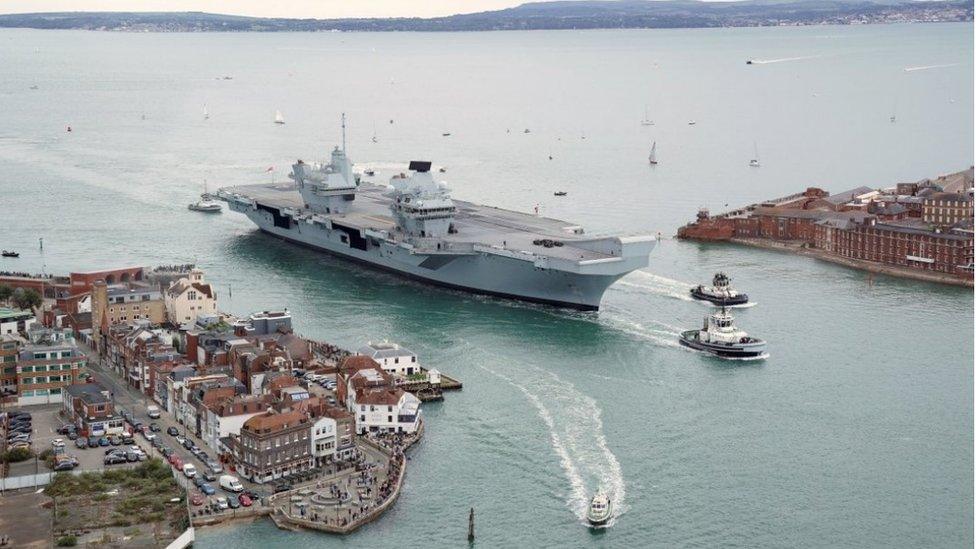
[16, 327, 87, 405]
[233, 410, 312, 484]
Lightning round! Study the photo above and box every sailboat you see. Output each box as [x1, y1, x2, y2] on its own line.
[648, 141, 658, 165]
[641, 107, 654, 126]
[274, 110, 285, 125]
[749, 142, 761, 167]
[203, 105, 209, 120]
[189, 180, 222, 213]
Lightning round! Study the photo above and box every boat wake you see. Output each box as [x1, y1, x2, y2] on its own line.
[904, 63, 958, 72]
[462, 342, 627, 526]
[615, 270, 694, 302]
[750, 55, 821, 65]
[696, 300, 757, 309]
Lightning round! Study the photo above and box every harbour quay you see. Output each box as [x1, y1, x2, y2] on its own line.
[677, 168, 974, 287]
[0, 263, 460, 541]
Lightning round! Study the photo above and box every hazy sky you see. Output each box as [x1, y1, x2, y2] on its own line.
[1, 1, 540, 18]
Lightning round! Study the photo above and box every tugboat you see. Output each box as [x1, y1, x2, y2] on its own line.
[690, 272, 749, 306]
[188, 181, 222, 213]
[554, 191, 567, 197]
[1, 250, 19, 258]
[363, 169, 376, 177]
[586, 492, 613, 527]
[679, 308, 766, 359]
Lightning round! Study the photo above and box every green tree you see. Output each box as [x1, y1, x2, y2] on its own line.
[11, 288, 42, 310]
[0, 284, 11, 302]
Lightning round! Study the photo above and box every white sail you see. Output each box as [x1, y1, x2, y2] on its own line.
[641, 106, 654, 126]
[750, 141, 761, 167]
[648, 141, 657, 164]
[275, 110, 285, 124]
[203, 105, 209, 119]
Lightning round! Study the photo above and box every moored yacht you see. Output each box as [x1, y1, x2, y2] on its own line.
[690, 272, 748, 306]
[586, 492, 613, 526]
[679, 308, 766, 359]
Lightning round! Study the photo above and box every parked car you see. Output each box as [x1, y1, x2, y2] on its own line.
[167, 426, 179, 436]
[182, 439, 194, 451]
[8, 411, 30, 420]
[8, 441, 30, 451]
[191, 493, 205, 506]
[105, 447, 126, 456]
[88, 436, 99, 447]
[108, 436, 122, 446]
[66, 431, 78, 441]
[228, 497, 240, 509]
[160, 447, 174, 458]
[219, 475, 244, 493]
[7, 433, 30, 442]
[149, 423, 161, 432]
[57, 424, 73, 435]
[182, 463, 197, 478]
[75, 438, 88, 449]
[143, 431, 157, 442]
[54, 460, 76, 471]
[215, 496, 228, 510]
[167, 453, 180, 465]
[172, 456, 184, 470]
[239, 494, 253, 507]
[193, 476, 206, 488]
[206, 461, 223, 474]
[98, 437, 110, 447]
[51, 438, 66, 449]
[121, 435, 134, 445]
[104, 454, 127, 465]
[273, 484, 292, 494]
[202, 471, 217, 482]
[125, 451, 140, 462]
[146, 405, 161, 419]
[201, 483, 216, 496]
[175, 435, 186, 445]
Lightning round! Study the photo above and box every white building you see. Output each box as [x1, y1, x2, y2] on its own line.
[0, 308, 36, 336]
[310, 415, 338, 466]
[357, 341, 419, 377]
[351, 386, 422, 435]
[201, 395, 272, 453]
[164, 269, 217, 325]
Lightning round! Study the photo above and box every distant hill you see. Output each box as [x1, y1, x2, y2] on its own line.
[0, 0, 971, 32]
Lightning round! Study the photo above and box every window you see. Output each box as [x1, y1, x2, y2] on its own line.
[21, 390, 34, 397]
[21, 366, 33, 373]
[50, 388, 61, 395]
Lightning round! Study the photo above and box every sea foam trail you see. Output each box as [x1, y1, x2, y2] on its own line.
[454, 339, 627, 526]
[751, 55, 822, 65]
[616, 270, 695, 301]
[904, 63, 959, 72]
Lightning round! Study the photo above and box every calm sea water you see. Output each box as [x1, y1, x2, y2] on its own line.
[0, 23, 972, 548]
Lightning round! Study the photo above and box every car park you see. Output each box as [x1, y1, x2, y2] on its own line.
[167, 426, 179, 436]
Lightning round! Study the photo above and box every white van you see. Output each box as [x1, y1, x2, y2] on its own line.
[182, 463, 197, 478]
[219, 474, 244, 493]
[146, 405, 161, 419]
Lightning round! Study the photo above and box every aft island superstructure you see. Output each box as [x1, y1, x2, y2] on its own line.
[217, 145, 655, 310]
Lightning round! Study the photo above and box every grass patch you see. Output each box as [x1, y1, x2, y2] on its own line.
[55, 535, 77, 546]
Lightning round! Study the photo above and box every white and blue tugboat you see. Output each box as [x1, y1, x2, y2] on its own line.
[586, 492, 613, 527]
[679, 308, 766, 359]
[690, 272, 749, 307]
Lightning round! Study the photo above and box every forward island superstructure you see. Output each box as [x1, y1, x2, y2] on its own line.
[217, 144, 655, 310]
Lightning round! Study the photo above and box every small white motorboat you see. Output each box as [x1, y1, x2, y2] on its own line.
[188, 200, 222, 213]
[586, 492, 613, 527]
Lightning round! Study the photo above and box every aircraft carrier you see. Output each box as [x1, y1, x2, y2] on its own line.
[216, 145, 655, 310]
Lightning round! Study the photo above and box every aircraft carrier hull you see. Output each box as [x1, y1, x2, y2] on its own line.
[240, 207, 644, 310]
